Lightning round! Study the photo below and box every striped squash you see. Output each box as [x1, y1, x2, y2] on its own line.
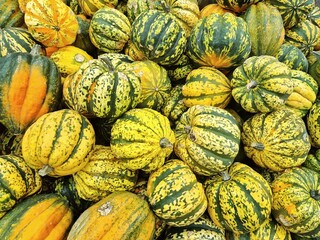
[187, 13, 251, 70]
[73, 145, 138, 202]
[165, 54, 194, 82]
[0, 129, 23, 156]
[130, 9, 187, 66]
[67, 191, 156, 240]
[126, 0, 156, 23]
[282, 69, 318, 117]
[266, 0, 314, 29]
[161, 85, 188, 123]
[0, 27, 37, 57]
[276, 43, 309, 72]
[0, 154, 42, 212]
[285, 20, 320, 56]
[243, 2, 285, 56]
[0, 45, 62, 134]
[226, 217, 292, 240]
[182, 66, 232, 108]
[308, 51, 320, 85]
[110, 108, 175, 172]
[174, 105, 241, 176]
[165, 214, 225, 239]
[231, 55, 293, 113]
[131, 60, 172, 111]
[0, 193, 74, 240]
[307, 100, 320, 147]
[242, 109, 311, 171]
[271, 167, 320, 238]
[89, 6, 131, 53]
[205, 162, 273, 234]
[124, 40, 147, 61]
[77, 0, 118, 16]
[21, 109, 96, 177]
[63, 56, 141, 123]
[24, 0, 79, 47]
[304, 149, 320, 174]
[147, 159, 207, 227]
[0, 0, 24, 28]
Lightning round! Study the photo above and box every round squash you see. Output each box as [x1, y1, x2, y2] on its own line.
[73, 145, 138, 202]
[242, 109, 311, 171]
[110, 108, 175, 172]
[182, 66, 232, 108]
[77, 0, 118, 17]
[147, 159, 207, 227]
[307, 100, 320, 148]
[24, 0, 79, 47]
[205, 162, 273, 234]
[0, 45, 62, 134]
[174, 105, 241, 176]
[231, 55, 293, 113]
[200, 3, 235, 18]
[271, 167, 320, 238]
[165, 54, 194, 82]
[187, 13, 251, 70]
[0, 193, 74, 240]
[67, 191, 156, 240]
[304, 149, 320, 174]
[0, 0, 24, 28]
[21, 109, 96, 177]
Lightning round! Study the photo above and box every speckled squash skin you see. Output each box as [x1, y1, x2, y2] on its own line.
[226, 217, 292, 240]
[231, 55, 293, 113]
[0, 46, 62, 134]
[89, 6, 131, 53]
[21, 109, 96, 177]
[182, 66, 232, 108]
[165, 54, 194, 82]
[266, 0, 314, 29]
[0, 0, 24, 28]
[307, 6, 320, 28]
[0, 193, 74, 240]
[131, 60, 172, 111]
[130, 9, 187, 66]
[271, 167, 320, 238]
[77, 0, 118, 17]
[308, 51, 320, 85]
[304, 149, 320, 174]
[243, 2, 285, 56]
[242, 109, 311, 171]
[174, 105, 241, 176]
[161, 85, 188, 123]
[165, 214, 225, 240]
[147, 159, 207, 227]
[126, 0, 157, 23]
[73, 145, 138, 202]
[281, 69, 318, 117]
[110, 108, 175, 172]
[0, 27, 36, 57]
[285, 20, 320, 56]
[24, 0, 79, 47]
[63, 57, 141, 123]
[205, 162, 273, 234]
[307, 100, 320, 148]
[276, 43, 309, 72]
[0, 129, 23, 156]
[0, 155, 42, 212]
[187, 13, 251, 70]
[67, 191, 156, 240]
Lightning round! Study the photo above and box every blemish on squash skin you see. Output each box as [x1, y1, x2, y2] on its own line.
[98, 202, 112, 216]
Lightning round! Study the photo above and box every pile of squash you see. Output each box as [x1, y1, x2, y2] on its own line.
[0, 0, 320, 239]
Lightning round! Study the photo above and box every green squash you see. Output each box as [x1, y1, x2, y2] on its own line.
[307, 100, 320, 148]
[0, 0, 24, 28]
[216, 0, 259, 13]
[304, 148, 320, 174]
[0, 129, 22, 156]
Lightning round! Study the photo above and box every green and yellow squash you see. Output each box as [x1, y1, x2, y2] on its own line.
[147, 159, 207, 227]
[0, 129, 23, 156]
[304, 149, 320, 174]
[308, 51, 320, 84]
[271, 167, 320, 238]
[276, 43, 309, 72]
[130, 9, 187, 66]
[0, 0, 24, 28]
[243, 2, 285, 56]
[0, 193, 74, 240]
[216, 0, 259, 13]
[200, 3, 235, 18]
[77, 0, 118, 16]
[165, 54, 194, 82]
[187, 13, 251, 70]
[89, 6, 131, 53]
[0, 27, 37, 57]
[231, 55, 293, 113]
[21, 109, 96, 177]
[182, 66, 232, 108]
[307, 100, 320, 147]
[110, 108, 175, 172]
[131, 60, 172, 111]
[67, 191, 156, 240]
[0, 154, 42, 212]
[205, 162, 273, 234]
[0, 45, 62, 134]
[174, 105, 241, 176]
[73, 145, 138, 202]
[242, 109, 311, 171]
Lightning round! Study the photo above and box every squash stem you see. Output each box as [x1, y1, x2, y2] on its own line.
[310, 190, 320, 200]
[221, 170, 231, 181]
[251, 142, 265, 151]
[38, 164, 53, 176]
[30, 44, 43, 56]
[247, 80, 258, 90]
[160, 137, 173, 148]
